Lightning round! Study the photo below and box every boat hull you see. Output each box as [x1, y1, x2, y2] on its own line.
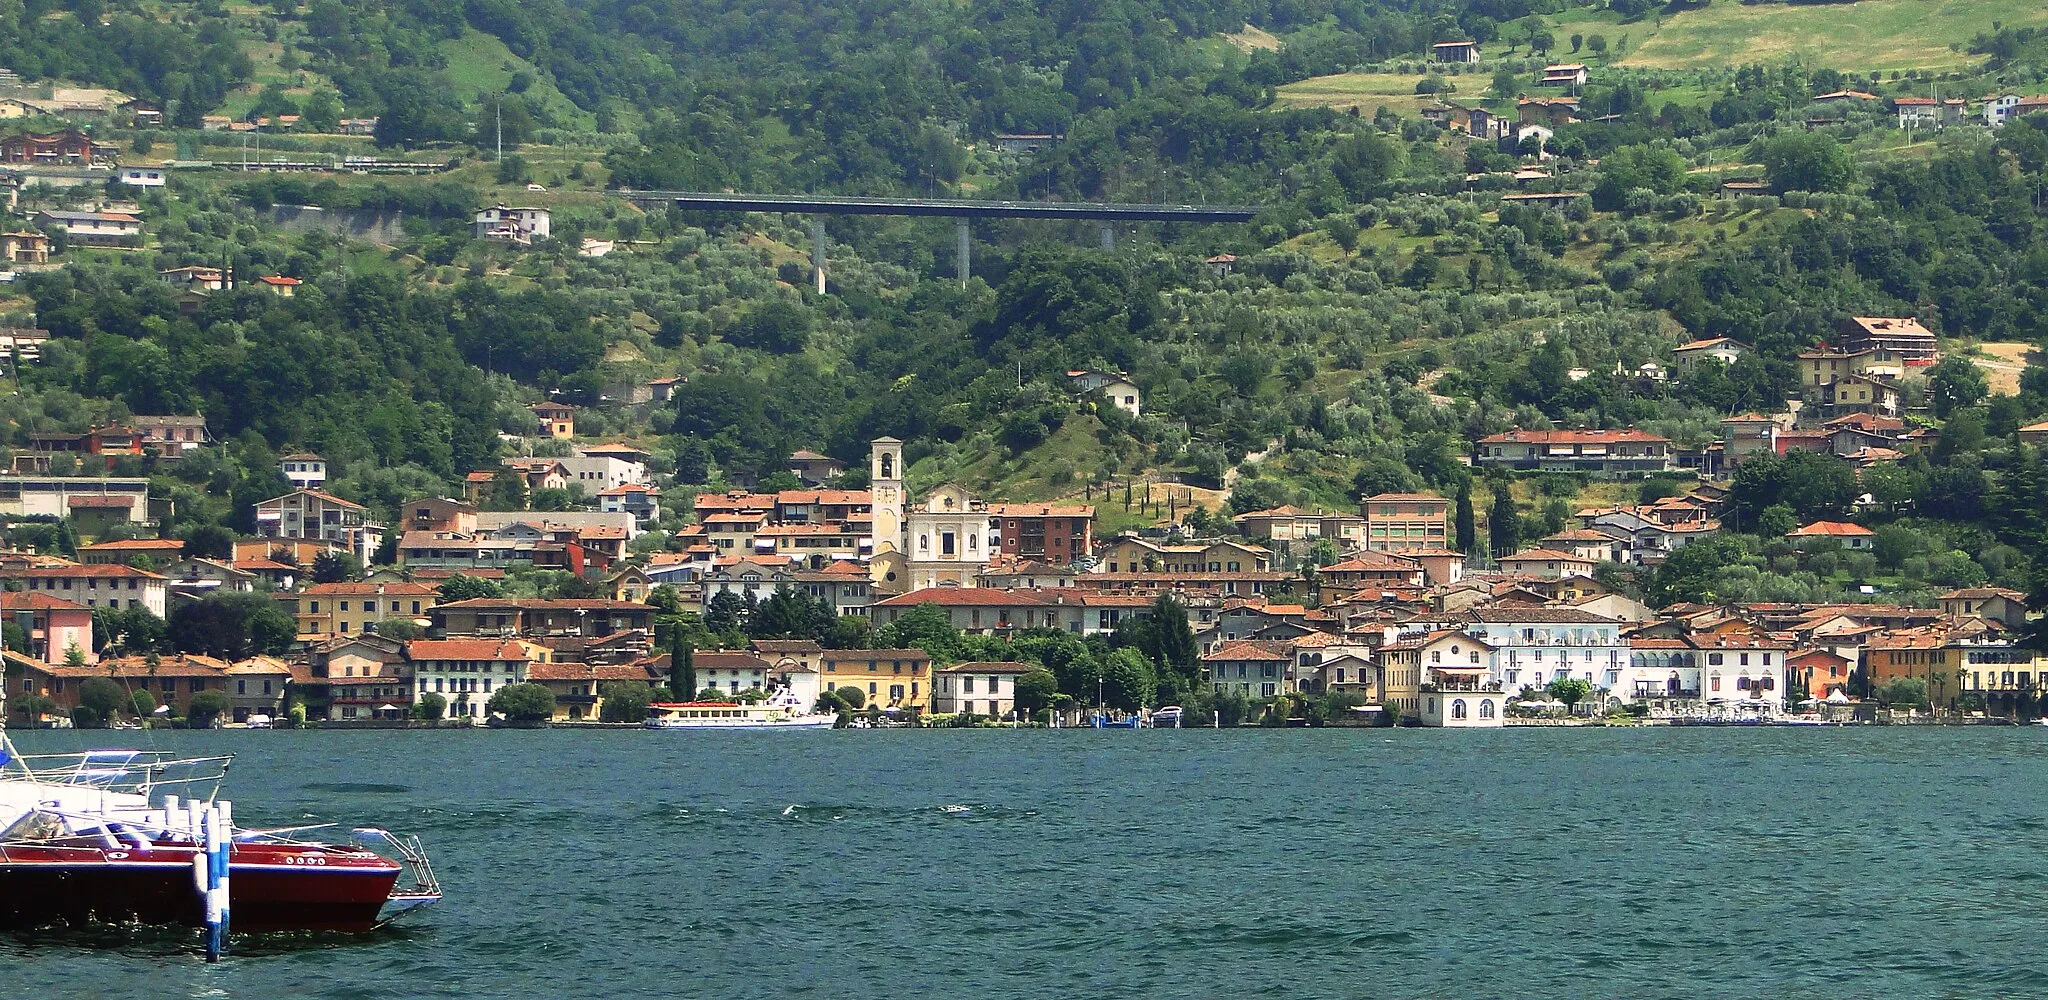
[644, 716, 837, 730]
[0, 844, 403, 933]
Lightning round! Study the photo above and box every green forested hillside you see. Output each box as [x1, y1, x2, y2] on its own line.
[7, 0, 2048, 610]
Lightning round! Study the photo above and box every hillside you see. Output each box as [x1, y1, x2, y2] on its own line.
[0, 0, 2044, 613]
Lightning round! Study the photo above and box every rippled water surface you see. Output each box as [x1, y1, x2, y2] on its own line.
[5, 727, 2047, 999]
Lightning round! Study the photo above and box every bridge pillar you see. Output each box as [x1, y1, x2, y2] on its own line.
[956, 220, 970, 290]
[811, 216, 826, 294]
[1100, 225, 1115, 251]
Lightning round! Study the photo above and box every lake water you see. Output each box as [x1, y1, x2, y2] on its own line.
[5, 727, 2047, 999]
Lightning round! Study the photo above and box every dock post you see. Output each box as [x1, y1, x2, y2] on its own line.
[199, 802, 223, 962]
[956, 219, 970, 289]
[810, 216, 826, 294]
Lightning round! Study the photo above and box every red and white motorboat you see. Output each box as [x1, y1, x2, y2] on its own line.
[0, 737, 439, 951]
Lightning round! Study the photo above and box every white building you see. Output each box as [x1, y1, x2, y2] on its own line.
[1419, 663, 1506, 728]
[281, 453, 326, 490]
[904, 483, 997, 590]
[0, 476, 152, 524]
[693, 650, 773, 694]
[118, 166, 167, 187]
[1693, 632, 1792, 713]
[15, 564, 168, 617]
[407, 639, 542, 721]
[1432, 606, 1628, 694]
[473, 205, 551, 243]
[931, 661, 1031, 718]
[555, 455, 645, 491]
[1066, 369, 1141, 418]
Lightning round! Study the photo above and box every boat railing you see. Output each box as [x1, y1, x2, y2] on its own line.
[351, 827, 442, 915]
[5, 750, 233, 799]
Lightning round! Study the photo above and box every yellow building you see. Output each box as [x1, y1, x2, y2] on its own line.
[820, 647, 933, 712]
[531, 402, 576, 439]
[295, 582, 440, 637]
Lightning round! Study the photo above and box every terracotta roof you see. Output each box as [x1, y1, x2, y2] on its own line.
[1675, 337, 1742, 351]
[1323, 552, 1422, 572]
[1787, 520, 1874, 537]
[28, 653, 231, 679]
[79, 539, 183, 551]
[66, 495, 136, 509]
[433, 598, 653, 611]
[751, 640, 825, 654]
[301, 582, 439, 596]
[938, 660, 1037, 674]
[1500, 548, 1595, 562]
[820, 648, 932, 661]
[16, 564, 163, 579]
[1457, 605, 1619, 624]
[527, 661, 655, 682]
[874, 588, 1051, 607]
[1202, 640, 1292, 661]
[988, 503, 1095, 517]
[0, 591, 89, 611]
[1362, 492, 1446, 502]
[406, 639, 534, 661]
[232, 557, 297, 572]
[1942, 587, 2026, 601]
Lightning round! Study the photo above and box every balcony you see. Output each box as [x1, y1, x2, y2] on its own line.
[1633, 686, 1702, 699]
[1422, 679, 1504, 693]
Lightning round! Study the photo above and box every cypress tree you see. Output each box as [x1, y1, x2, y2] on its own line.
[1488, 478, 1519, 559]
[669, 630, 697, 701]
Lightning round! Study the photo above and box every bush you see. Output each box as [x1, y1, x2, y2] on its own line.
[834, 685, 867, 710]
[598, 681, 654, 723]
[486, 682, 557, 722]
[78, 677, 126, 727]
[131, 688, 157, 720]
[416, 692, 447, 720]
[186, 690, 229, 728]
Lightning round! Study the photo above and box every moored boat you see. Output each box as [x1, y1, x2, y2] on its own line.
[644, 691, 835, 730]
[0, 739, 440, 950]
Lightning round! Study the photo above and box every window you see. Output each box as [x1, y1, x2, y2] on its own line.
[1451, 699, 1468, 719]
[1707, 652, 1724, 666]
[1478, 700, 1495, 719]
[963, 676, 975, 694]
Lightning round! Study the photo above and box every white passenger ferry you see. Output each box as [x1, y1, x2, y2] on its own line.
[643, 692, 836, 730]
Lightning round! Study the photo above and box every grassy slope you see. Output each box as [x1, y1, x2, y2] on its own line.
[1283, 0, 2047, 114]
[1539, 0, 2048, 72]
[437, 30, 597, 131]
[1273, 73, 1456, 114]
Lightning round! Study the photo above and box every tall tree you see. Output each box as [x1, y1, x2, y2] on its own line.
[1488, 478, 1520, 558]
[670, 630, 696, 703]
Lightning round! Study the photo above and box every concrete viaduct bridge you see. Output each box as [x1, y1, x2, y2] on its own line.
[613, 190, 1259, 292]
